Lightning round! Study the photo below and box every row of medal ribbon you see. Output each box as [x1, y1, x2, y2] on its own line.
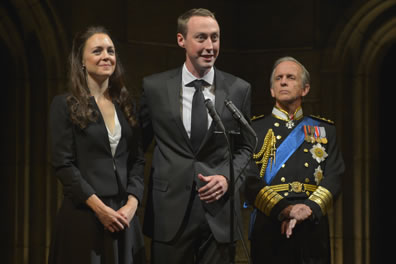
[303, 125, 328, 144]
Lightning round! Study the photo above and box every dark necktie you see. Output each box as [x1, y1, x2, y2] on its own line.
[190, 79, 208, 153]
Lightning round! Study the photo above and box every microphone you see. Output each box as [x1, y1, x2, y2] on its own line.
[204, 99, 226, 133]
[224, 99, 257, 137]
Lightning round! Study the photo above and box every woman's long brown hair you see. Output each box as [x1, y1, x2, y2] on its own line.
[66, 26, 136, 129]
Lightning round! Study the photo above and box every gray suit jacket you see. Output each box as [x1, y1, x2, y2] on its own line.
[140, 67, 253, 243]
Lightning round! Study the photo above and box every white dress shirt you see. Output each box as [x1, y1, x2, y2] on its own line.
[181, 64, 215, 138]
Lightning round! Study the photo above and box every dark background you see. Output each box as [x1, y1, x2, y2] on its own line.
[2, 0, 394, 263]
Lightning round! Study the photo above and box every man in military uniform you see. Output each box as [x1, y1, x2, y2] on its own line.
[245, 56, 344, 264]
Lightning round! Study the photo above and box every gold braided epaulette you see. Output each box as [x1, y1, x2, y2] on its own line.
[309, 115, 335, 125]
[251, 114, 264, 121]
[253, 129, 276, 178]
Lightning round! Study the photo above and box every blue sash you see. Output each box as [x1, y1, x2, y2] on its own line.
[264, 117, 319, 184]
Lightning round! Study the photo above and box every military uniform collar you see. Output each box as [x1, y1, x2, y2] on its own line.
[272, 106, 303, 129]
[272, 106, 303, 121]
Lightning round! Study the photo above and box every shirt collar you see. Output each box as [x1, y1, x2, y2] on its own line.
[182, 63, 214, 86]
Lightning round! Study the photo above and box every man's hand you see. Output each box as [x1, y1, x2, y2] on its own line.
[289, 204, 312, 222]
[279, 204, 312, 238]
[281, 218, 297, 238]
[279, 205, 293, 221]
[197, 174, 228, 203]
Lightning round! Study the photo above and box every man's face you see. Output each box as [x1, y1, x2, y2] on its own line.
[270, 61, 310, 106]
[177, 16, 220, 77]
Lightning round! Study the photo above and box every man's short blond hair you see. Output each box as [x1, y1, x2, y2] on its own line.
[177, 8, 216, 37]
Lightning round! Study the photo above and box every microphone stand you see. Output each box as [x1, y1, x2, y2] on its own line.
[214, 129, 238, 264]
[226, 129, 255, 264]
[226, 129, 240, 264]
[205, 99, 253, 264]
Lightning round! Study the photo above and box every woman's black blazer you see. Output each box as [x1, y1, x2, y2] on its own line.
[50, 94, 145, 206]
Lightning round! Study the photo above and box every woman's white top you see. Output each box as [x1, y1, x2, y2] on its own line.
[105, 110, 122, 157]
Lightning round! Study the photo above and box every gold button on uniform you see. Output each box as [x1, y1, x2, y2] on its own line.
[276, 135, 282, 140]
[304, 162, 309, 168]
[274, 122, 280, 127]
[281, 177, 286, 182]
[304, 148, 309, 153]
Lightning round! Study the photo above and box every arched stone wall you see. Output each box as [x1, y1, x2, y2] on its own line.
[322, 1, 396, 263]
[1, 1, 67, 263]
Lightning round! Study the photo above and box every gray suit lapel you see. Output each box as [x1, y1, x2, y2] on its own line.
[214, 69, 227, 118]
[166, 69, 192, 147]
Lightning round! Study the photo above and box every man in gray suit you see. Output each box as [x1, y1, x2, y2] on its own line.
[140, 8, 253, 264]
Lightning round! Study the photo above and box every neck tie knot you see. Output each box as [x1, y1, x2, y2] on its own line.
[188, 79, 207, 91]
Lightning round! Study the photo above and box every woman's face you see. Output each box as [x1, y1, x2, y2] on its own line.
[82, 33, 116, 82]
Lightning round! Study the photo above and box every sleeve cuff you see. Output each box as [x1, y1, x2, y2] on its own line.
[308, 186, 333, 216]
[254, 186, 284, 216]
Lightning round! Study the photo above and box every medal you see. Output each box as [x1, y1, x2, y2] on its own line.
[309, 126, 316, 143]
[314, 126, 322, 143]
[314, 165, 323, 184]
[319, 127, 328, 144]
[286, 120, 295, 129]
[304, 125, 310, 142]
[310, 143, 328, 163]
[314, 126, 321, 143]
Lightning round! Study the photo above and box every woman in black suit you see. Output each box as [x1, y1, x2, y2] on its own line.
[48, 26, 145, 264]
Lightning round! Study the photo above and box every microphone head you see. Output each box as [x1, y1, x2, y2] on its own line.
[224, 99, 236, 110]
[224, 99, 258, 139]
[204, 98, 216, 116]
[204, 99, 226, 132]
[224, 99, 239, 117]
